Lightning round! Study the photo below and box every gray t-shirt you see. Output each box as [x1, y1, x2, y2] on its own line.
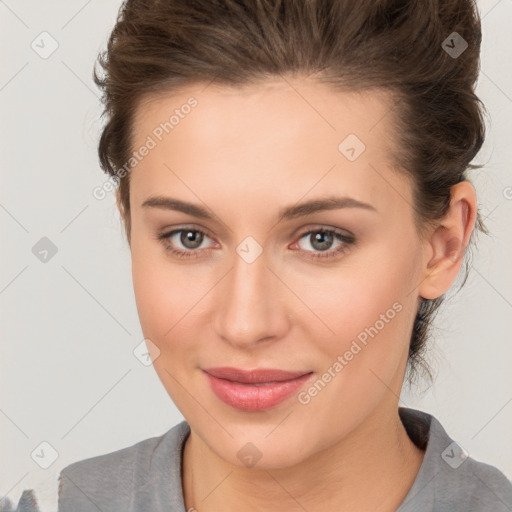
[7, 407, 512, 511]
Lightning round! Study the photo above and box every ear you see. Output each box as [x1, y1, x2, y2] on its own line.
[418, 181, 477, 300]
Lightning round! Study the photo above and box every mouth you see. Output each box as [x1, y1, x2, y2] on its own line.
[202, 367, 314, 412]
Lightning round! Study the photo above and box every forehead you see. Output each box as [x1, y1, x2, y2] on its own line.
[132, 78, 397, 155]
[129, 78, 411, 220]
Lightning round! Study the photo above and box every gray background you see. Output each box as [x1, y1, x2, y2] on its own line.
[1, 1, 511, 510]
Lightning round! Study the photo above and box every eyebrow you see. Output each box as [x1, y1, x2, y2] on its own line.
[141, 195, 377, 223]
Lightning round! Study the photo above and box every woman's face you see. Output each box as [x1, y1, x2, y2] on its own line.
[127, 78, 427, 468]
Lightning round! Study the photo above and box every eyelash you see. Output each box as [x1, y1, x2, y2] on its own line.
[156, 226, 355, 260]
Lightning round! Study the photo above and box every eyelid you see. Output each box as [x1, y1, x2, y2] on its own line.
[157, 223, 215, 239]
[293, 223, 354, 239]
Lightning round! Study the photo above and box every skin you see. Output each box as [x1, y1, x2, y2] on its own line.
[119, 77, 476, 511]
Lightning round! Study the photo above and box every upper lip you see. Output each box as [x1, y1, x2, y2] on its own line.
[203, 367, 311, 384]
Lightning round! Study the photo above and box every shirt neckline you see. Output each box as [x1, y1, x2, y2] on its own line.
[169, 407, 438, 511]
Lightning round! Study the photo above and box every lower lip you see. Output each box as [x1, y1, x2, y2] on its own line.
[204, 372, 313, 412]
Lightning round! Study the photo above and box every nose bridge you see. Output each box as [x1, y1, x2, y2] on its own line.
[213, 245, 286, 346]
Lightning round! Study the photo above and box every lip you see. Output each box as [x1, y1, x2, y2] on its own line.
[203, 367, 313, 412]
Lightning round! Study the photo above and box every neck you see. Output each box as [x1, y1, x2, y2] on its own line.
[182, 403, 425, 512]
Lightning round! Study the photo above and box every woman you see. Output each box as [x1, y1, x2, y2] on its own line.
[9, 0, 512, 511]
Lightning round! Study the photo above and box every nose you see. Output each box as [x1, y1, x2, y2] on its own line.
[213, 247, 290, 349]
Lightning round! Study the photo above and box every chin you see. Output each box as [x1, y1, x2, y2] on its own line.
[194, 420, 319, 471]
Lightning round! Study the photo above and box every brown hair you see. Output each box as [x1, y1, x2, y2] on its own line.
[94, 0, 488, 387]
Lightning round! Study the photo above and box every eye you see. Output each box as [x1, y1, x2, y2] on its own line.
[156, 225, 355, 261]
[293, 227, 355, 260]
[157, 227, 216, 259]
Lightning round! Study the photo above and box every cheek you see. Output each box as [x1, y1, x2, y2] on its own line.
[300, 241, 419, 367]
[130, 242, 204, 408]
[131, 238, 216, 351]
[131, 237, 185, 340]
[293, 259, 417, 437]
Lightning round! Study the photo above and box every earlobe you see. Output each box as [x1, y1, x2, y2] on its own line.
[418, 181, 477, 300]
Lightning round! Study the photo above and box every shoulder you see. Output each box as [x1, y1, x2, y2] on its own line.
[58, 437, 153, 509]
[443, 446, 512, 511]
[58, 420, 190, 512]
[398, 407, 512, 512]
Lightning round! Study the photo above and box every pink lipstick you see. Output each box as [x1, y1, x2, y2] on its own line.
[203, 367, 313, 412]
